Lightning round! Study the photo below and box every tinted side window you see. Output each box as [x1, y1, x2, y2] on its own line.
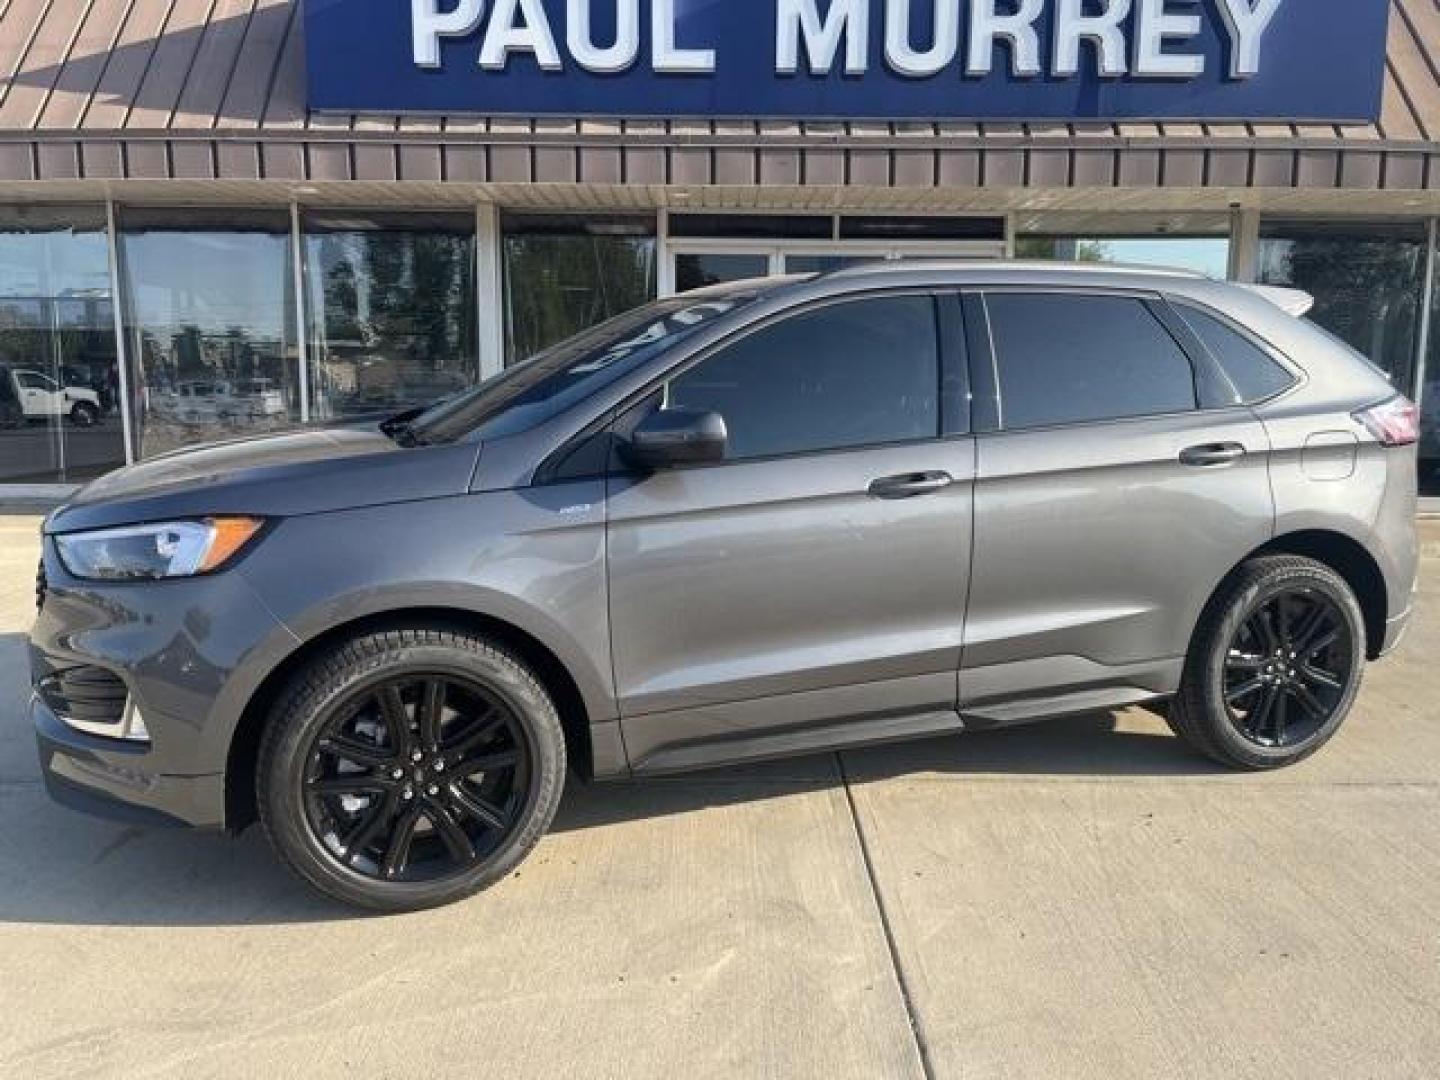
[668, 295, 940, 460]
[985, 293, 1198, 430]
[1175, 304, 1296, 404]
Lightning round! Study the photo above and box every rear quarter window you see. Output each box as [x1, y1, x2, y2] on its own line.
[1174, 303, 1297, 404]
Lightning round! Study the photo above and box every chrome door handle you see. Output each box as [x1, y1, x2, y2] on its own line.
[868, 471, 954, 499]
[1179, 442, 1246, 467]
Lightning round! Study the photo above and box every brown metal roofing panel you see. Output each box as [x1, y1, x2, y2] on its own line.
[81, 0, 171, 130]
[258, 0, 304, 128]
[34, 0, 129, 130]
[170, 0, 256, 129]
[1378, 64, 1425, 140]
[1391, 0, 1440, 139]
[128, 0, 226, 129]
[0, 0, 54, 96]
[0, 0, 81, 129]
[217, 0, 295, 129]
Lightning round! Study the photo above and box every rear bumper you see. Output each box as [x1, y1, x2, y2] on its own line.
[32, 693, 225, 829]
[1379, 604, 1414, 657]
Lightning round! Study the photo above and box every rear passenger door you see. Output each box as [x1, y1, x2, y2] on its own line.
[960, 289, 1274, 717]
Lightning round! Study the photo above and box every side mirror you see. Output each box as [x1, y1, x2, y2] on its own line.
[622, 408, 728, 470]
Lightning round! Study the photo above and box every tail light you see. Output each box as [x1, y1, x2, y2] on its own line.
[1354, 396, 1420, 447]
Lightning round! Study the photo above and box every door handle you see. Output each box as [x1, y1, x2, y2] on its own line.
[1179, 442, 1246, 467]
[868, 471, 954, 499]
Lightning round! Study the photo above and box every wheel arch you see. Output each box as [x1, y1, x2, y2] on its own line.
[224, 607, 603, 833]
[1218, 529, 1389, 660]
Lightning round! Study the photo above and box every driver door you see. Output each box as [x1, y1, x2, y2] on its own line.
[606, 291, 975, 772]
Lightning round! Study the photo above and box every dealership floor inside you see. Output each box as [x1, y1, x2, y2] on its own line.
[1, 516, 1438, 1079]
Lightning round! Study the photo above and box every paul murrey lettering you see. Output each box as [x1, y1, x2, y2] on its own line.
[413, 0, 1285, 81]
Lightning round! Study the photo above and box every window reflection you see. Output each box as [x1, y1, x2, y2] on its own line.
[119, 209, 298, 459]
[304, 213, 477, 421]
[503, 214, 656, 365]
[0, 207, 124, 484]
[1257, 220, 1426, 395]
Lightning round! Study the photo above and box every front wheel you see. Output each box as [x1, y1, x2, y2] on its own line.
[1168, 556, 1366, 770]
[258, 627, 566, 911]
[69, 401, 98, 427]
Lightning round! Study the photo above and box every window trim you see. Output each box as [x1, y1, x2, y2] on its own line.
[966, 286, 1210, 436]
[1162, 296, 1304, 407]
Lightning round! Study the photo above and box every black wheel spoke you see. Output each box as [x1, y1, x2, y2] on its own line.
[449, 783, 509, 832]
[319, 735, 394, 770]
[343, 794, 396, 864]
[453, 747, 521, 777]
[428, 803, 477, 863]
[1300, 662, 1343, 691]
[1290, 681, 1329, 721]
[1270, 688, 1289, 745]
[419, 679, 445, 752]
[1225, 676, 1265, 704]
[1289, 602, 1330, 657]
[1255, 608, 1282, 654]
[381, 804, 424, 879]
[377, 684, 412, 753]
[1303, 629, 1340, 661]
[443, 711, 503, 760]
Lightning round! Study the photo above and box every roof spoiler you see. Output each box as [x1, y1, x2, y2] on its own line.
[1237, 284, 1315, 319]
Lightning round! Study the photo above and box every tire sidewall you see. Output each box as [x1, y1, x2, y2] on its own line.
[1197, 563, 1366, 768]
[261, 635, 565, 912]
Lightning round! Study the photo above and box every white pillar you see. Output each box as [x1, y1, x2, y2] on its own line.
[476, 202, 506, 378]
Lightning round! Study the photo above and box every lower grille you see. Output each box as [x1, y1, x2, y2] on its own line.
[38, 666, 128, 729]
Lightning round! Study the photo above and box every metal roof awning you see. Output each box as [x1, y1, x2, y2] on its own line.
[0, 0, 1436, 204]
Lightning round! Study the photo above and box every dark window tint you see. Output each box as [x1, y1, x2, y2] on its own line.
[668, 295, 940, 460]
[1175, 304, 1296, 404]
[985, 293, 1197, 430]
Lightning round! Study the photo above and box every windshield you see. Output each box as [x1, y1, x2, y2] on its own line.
[408, 291, 756, 444]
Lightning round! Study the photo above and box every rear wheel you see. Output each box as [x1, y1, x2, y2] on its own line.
[69, 401, 98, 427]
[1168, 556, 1366, 770]
[258, 627, 566, 911]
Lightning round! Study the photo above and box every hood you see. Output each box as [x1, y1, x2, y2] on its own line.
[47, 426, 482, 534]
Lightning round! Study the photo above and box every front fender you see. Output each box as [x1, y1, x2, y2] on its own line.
[209, 488, 616, 768]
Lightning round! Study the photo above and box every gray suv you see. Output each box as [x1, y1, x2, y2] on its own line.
[30, 264, 1419, 911]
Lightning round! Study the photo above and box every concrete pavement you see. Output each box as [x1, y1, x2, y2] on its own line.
[1, 513, 1438, 1079]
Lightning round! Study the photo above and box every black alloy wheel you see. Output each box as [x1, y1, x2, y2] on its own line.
[302, 674, 529, 883]
[1168, 555, 1366, 771]
[1221, 589, 1355, 749]
[259, 628, 566, 911]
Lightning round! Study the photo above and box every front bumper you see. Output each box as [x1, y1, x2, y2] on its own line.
[1380, 603, 1415, 657]
[33, 693, 225, 828]
[29, 534, 295, 831]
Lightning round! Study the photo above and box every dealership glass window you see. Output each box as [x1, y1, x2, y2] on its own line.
[1015, 213, 1232, 277]
[303, 212, 477, 422]
[1420, 248, 1440, 499]
[503, 214, 656, 365]
[675, 253, 769, 293]
[119, 209, 299, 459]
[0, 206, 124, 484]
[1257, 219, 1426, 396]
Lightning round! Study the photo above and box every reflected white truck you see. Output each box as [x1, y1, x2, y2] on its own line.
[4, 367, 102, 426]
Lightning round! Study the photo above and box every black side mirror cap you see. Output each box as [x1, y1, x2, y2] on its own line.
[622, 408, 728, 470]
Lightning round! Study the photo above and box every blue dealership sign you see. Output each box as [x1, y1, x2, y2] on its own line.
[305, 1, 1390, 123]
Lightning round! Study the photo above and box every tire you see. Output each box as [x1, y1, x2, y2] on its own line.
[69, 401, 98, 427]
[1167, 556, 1366, 770]
[258, 627, 566, 912]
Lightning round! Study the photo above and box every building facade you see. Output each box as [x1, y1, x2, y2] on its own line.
[2, 0, 1440, 503]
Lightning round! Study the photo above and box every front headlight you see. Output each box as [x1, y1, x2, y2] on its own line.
[55, 517, 265, 582]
